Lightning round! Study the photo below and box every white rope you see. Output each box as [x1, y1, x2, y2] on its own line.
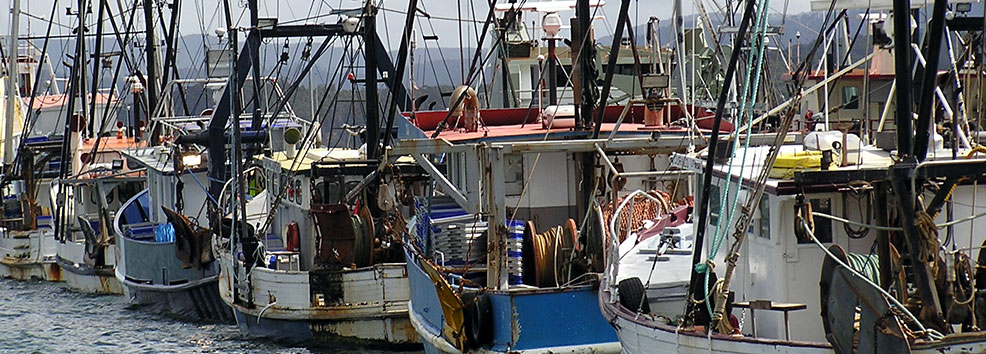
[801, 219, 943, 341]
[811, 212, 903, 231]
[812, 210, 986, 231]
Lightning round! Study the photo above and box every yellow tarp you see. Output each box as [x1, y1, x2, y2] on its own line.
[769, 150, 837, 179]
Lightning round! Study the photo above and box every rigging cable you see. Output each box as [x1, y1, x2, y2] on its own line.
[802, 218, 943, 341]
[704, 0, 772, 318]
[256, 33, 357, 238]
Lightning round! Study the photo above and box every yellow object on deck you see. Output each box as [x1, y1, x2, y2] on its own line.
[769, 150, 836, 179]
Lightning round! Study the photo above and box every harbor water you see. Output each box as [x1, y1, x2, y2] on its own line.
[0, 278, 415, 353]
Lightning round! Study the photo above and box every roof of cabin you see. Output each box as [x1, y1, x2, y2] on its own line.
[703, 141, 982, 196]
[24, 93, 116, 110]
[267, 148, 362, 172]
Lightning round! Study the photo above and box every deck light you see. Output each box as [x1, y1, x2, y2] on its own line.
[180, 152, 202, 169]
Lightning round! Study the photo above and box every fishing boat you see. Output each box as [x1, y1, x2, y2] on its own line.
[387, 1, 731, 351]
[112, 138, 231, 322]
[0, 4, 121, 282]
[113, 68, 316, 323]
[601, 1, 986, 352]
[214, 146, 424, 345]
[51, 133, 141, 294]
[208, 0, 430, 344]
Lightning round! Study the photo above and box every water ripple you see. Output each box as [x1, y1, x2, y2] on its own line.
[0, 278, 417, 353]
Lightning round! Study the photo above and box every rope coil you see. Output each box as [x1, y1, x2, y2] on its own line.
[526, 221, 578, 287]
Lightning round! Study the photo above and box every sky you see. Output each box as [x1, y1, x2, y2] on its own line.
[3, 0, 816, 47]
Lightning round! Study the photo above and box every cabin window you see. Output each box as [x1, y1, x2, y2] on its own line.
[294, 179, 303, 204]
[601, 64, 646, 76]
[312, 182, 325, 204]
[279, 174, 288, 195]
[758, 196, 770, 239]
[798, 198, 833, 244]
[842, 86, 860, 110]
[505, 155, 524, 196]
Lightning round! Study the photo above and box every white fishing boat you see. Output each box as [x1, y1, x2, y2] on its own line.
[0, 27, 120, 282]
[602, 0, 986, 352]
[52, 134, 142, 294]
[112, 141, 233, 321]
[214, 147, 422, 345]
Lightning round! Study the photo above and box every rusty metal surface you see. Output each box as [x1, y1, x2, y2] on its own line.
[44, 263, 62, 282]
[0, 261, 54, 281]
[309, 316, 419, 344]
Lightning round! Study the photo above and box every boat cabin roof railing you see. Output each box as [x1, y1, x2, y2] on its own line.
[389, 135, 698, 156]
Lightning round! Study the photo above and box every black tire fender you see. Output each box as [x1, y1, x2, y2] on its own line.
[618, 277, 651, 313]
[462, 292, 493, 349]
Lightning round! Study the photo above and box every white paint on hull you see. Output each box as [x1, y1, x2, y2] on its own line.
[217, 253, 418, 344]
[60, 265, 122, 294]
[0, 229, 61, 281]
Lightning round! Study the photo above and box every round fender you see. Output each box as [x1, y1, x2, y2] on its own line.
[618, 277, 651, 314]
[462, 292, 493, 349]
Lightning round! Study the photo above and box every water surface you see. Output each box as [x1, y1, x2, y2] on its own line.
[0, 278, 412, 353]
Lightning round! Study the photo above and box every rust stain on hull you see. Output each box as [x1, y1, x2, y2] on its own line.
[45, 263, 62, 282]
[0, 261, 46, 281]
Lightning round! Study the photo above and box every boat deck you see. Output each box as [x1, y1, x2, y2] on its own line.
[685, 141, 986, 195]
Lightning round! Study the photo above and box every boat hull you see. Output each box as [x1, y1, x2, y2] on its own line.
[120, 272, 233, 323]
[0, 259, 61, 281]
[0, 228, 61, 281]
[218, 254, 419, 346]
[406, 249, 620, 353]
[600, 286, 986, 354]
[55, 255, 122, 294]
[232, 306, 418, 347]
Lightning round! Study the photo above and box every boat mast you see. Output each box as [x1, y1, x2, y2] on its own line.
[88, 0, 106, 137]
[143, 0, 160, 124]
[4, 0, 20, 166]
[892, 2, 913, 157]
[591, 0, 631, 138]
[381, 0, 420, 151]
[887, 0, 949, 332]
[53, 0, 87, 239]
[684, 0, 757, 325]
[913, 0, 949, 160]
[247, 0, 263, 130]
[364, 0, 380, 159]
[574, 0, 597, 246]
